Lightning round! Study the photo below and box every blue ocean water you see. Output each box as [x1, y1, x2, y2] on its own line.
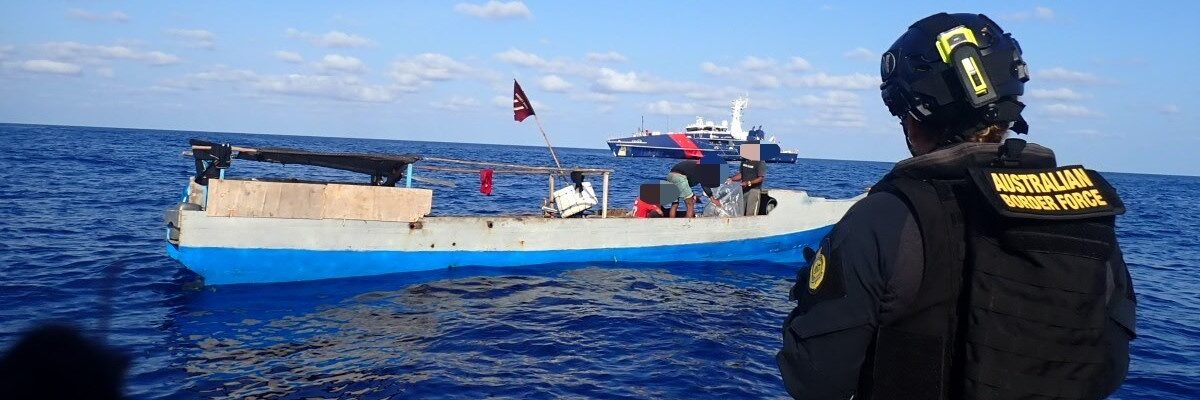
[0, 122, 1196, 399]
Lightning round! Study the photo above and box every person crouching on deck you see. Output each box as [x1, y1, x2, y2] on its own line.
[666, 156, 723, 218]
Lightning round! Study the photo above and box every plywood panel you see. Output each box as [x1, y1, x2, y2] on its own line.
[321, 184, 432, 222]
[204, 179, 431, 222]
[206, 179, 325, 219]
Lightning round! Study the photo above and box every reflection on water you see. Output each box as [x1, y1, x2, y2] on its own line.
[183, 267, 796, 399]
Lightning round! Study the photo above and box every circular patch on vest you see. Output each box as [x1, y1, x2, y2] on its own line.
[808, 250, 826, 293]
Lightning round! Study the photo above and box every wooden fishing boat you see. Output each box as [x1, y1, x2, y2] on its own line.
[165, 140, 862, 285]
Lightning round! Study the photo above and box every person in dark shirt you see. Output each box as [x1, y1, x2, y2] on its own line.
[730, 144, 768, 215]
[665, 158, 722, 218]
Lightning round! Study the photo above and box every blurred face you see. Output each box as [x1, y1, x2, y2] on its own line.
[739, 144, 761, 161]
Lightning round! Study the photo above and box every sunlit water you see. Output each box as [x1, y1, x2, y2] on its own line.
[0, 123, 1195, 398]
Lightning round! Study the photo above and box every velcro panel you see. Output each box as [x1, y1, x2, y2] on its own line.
[871, 327, 946, 399]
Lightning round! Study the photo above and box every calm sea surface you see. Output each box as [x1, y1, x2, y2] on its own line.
[0, 123, 1196, 399]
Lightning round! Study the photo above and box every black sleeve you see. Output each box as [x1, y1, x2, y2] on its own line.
[702, 186, 714, 197]
[777, 192, 921, 399]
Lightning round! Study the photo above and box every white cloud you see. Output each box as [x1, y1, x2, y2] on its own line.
[700, 61, 732, 76]
[645, 100, 698, 116]
[496, 48, 548, 68]
[1027, 87, 1085, 101]
[255, 74, 393, 102]
[431, 96, 481, 111]
[844, 47, 875, 61]
[388, 53, 476, 91]
[1035, 67, 1101, 84]
[494, 48, 598, 78]
[454, 1, 532, 20]
[185, 65, 259, 83]
[168, 65, 398, 103]
[586, 51, 626, 63]
[1042, 103, 1101, 118]
[38, 42, 181, 65]
[703, 56, 814, 82]
[683, 86, 745, 102]
[20, 59, 82, 75]
[753, 74, 782, 89]
[167, 29, 215, 49]
[592, 68, 655, 93]
[273, 50, 304, 63]
[1006, 6, 1056, 21]
[787, 57, 812, 71]
[794, 90, 859, 108]
[491, 95, 511, 108]
[0, 45, 14, 62]
[315, 54, 366, 73]
[286, 29, 371, 48]
[740, 56, 776, 71]
[570, 91, 617, 104]
[66, 9, 129, 23]
[1035, 6, 1056, 20]
[786, 72, 876, 90]
[95, 67, 114, 78]
[538, 74, 573, 92]
[794, 91, 867, 128]
[1161, 104, 1179, 115]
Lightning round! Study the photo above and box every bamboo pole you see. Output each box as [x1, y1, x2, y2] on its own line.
[421, 157, 612, 174]
[532, 114, 563, 172]
[416, 166, 608, 175]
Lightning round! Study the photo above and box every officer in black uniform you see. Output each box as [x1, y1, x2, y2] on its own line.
[777, 13, 1136, 400]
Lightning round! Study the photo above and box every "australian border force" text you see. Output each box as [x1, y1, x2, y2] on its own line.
[990, 167, 1109, 211]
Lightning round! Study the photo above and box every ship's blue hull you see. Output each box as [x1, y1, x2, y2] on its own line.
[607, 133, 797, 163]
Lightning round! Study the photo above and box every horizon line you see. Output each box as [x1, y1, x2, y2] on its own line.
[2, 121, 1194, 178]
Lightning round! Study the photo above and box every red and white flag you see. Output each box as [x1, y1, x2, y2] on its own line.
[512, 80, 535, 122]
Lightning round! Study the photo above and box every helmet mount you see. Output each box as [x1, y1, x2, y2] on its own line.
[881, 13, 1030, 143]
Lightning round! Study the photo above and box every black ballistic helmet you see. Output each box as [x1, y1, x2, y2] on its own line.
[881, 13, 1030, 142]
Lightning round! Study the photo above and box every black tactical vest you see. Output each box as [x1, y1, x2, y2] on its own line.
[863, 140, 1136, 399]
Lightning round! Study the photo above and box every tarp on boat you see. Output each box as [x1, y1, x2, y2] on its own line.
[190, 139, 422, 185]
[702, 181, 746, 217]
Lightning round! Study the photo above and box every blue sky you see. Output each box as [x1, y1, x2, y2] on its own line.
[1, 1, 1196, 175]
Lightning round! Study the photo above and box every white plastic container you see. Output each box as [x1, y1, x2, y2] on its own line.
[553, 182, 598, 217]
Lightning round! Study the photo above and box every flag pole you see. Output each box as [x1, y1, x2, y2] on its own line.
[531, 114, 563, 172]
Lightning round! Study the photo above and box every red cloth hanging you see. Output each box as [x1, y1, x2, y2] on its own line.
[480, 169, 494, 196]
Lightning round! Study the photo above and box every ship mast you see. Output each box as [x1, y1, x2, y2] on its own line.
[729, 96, 749, 140]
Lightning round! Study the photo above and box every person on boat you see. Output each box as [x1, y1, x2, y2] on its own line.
[777, 13, 1135, 400]
[666, 156, 723, 218]
[730, 143, 769, 216]
[633, 182, 666, 218]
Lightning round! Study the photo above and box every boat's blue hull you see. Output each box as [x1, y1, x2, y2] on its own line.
[166, 224, 830, 285]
